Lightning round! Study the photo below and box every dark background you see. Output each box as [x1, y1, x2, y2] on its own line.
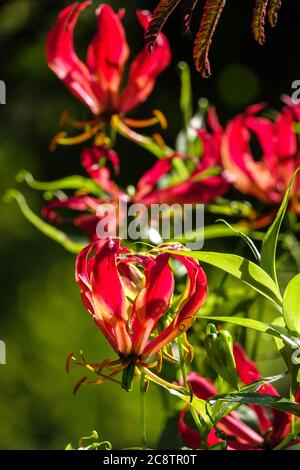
[0, 0, 299, 449]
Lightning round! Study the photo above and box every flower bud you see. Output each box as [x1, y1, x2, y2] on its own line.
[204, 324, 239, 390]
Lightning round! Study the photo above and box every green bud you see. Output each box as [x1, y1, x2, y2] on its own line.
[204, 324, 239, 390]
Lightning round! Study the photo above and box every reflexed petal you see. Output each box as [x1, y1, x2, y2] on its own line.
[187, 372, 217, 399]
[42, 195, 99, 224]
[76, 238, 132, 355]
[81, 146, 121, 197]
[222, 113, 276, 203]
[143, 252, 207, 358]
[46, 2, 101, 114]
[139, 176, 229, 205]
[134, 157, 173, 202]
[75, 240, 119, 350]
[87, 4, 129, 110]
[136, 153, 229, 205]
[131, 253, 174, 355]
[119, 10, 171, 114]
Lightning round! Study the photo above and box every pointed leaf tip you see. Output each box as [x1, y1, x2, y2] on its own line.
[193, 0, 226, 78]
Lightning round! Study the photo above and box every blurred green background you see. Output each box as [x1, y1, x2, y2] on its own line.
[0, 0, 300, 449]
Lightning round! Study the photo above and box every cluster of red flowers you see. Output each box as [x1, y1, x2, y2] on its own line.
[44, 3, 300, 234]
[42, 100, 300, 236]
[38, 2, 300, 450]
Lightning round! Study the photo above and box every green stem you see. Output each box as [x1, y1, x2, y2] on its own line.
[273, 411, 300, 450]
[140, 372, 147, 450]
[3, 190, 85, 254]
[273, 434, 295, 451]
[177, 337, 203, 446]
[114, 118, 173, 159]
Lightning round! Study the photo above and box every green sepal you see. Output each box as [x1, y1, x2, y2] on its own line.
[121, 363, 136, 392]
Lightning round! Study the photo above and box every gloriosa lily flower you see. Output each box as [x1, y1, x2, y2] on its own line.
[73, 237, 207, 389]
[42, 110, 230, 241]
[134, 107, 230, 205]
[179, 343, 299, 450]
[47, 2, 171, 147]
[222, 101, 300, 224]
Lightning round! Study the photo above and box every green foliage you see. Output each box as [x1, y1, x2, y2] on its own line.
[163, 249, 282, 305]
[283, 274, 300, 335]
[260, 169, 300, 286]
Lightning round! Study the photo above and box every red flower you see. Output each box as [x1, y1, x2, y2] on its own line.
[75, 238, 207, 362]
[134, 107, 230, 205]
[42, 146, 124, 241]
[222, 102, 300, 211]
[179, 344, 297, 450]
[46, 2, 171, 116]
[42, 109, 230, 241]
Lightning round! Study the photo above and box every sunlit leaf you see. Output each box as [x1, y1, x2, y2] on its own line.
[252, 0, 269, 45]
[145, 0, 182, 52]
[268, 0, 282, 27]
[217, 219, 261, 262]
[260, 169, 300, 286]
[283, 274, 300, 335]
[193, 0, 226, 77]
[272, 317, 300, 395]
[211, 373, 286, 423]
[210, 392, 300, 417]
[163, 249, 282, 305]
[181, 0, 198, 36]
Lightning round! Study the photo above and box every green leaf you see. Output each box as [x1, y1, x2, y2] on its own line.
[145, 0, 182, 52]
[209, 392, 300, 417]
[163, 249, 282, 305]
[268, 0, 282, 27]
[176, 223, 264, 245]
[283, 273, 300, 334]
[208, 441, 227, 450]
[272, 317, 300, 395]
[252, 0, 268, 45]
[181, 0, 199, 36]
[216, 219, 261, 262]
[260, 168, 300, 286]
[210, 374, 286, 423]
[193, 0, 226, 77]
[3, 189, 86, 254]
[201, 315, 300, 350]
